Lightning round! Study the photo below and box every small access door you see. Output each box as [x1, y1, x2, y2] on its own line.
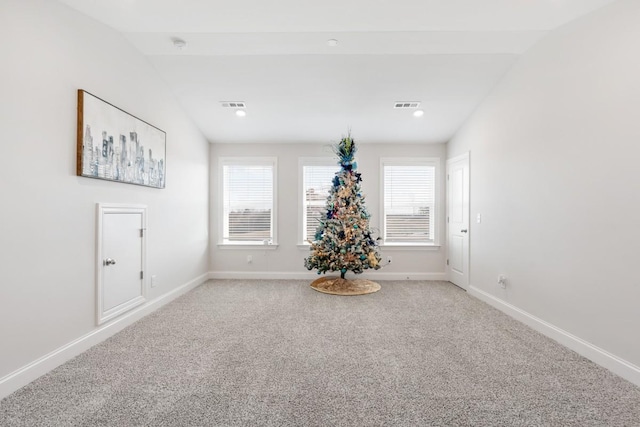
[447, 153, 470, 290]
[97, 204, 146, 324]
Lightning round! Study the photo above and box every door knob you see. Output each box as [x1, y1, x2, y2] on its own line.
[461, 229, 468, 233]
[104, 258, 117, 266]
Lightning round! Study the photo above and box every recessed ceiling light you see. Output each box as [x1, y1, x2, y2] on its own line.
[327, 39, 339, 47]
[235, 110, 246, 117]
[172, 37, 187, 50]
[413, 110, 424, 117]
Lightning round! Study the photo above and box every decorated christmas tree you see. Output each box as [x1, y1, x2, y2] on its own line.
[304, 134, 382, 281]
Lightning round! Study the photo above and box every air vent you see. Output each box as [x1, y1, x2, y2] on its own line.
[394, 102, 420, 109]
[220, 101, 246, 109]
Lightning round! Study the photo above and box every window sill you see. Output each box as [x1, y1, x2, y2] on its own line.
[379, 243, 441, 251]
[218, 243, 279, 250]
[300, 243, 440, 251]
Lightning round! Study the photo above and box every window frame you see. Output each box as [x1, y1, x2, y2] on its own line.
[218, 157, 278, 247]
[380, 157, 441, 247]
[298, 157, 338, 246]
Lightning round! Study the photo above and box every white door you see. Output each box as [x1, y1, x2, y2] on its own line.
[447, 153, 469, 289]
[97, 204, 146, 324]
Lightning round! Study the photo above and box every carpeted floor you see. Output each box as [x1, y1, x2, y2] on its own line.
[1, 280, 639, 426]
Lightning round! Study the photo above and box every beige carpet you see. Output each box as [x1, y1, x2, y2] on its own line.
[1, 279, 639, 426]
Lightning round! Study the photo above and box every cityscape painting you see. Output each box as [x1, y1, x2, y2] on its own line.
[77, 90, 166, 189]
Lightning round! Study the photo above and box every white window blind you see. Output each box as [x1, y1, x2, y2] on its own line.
[303, 164, 337, 242]
[222, 160, 274, 243]
[383, 162, 436, 243]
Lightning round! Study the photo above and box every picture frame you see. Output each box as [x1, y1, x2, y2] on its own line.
[77, 90, 166, 189]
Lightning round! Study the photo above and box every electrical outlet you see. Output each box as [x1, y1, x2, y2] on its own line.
[151, 275, 158, 288]
[247, 255, 253, 264]
[387, 256, 392, 264]
[498, 275, 506, 289]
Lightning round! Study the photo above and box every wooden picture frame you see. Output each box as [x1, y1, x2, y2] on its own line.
[77, 90, 166, 189]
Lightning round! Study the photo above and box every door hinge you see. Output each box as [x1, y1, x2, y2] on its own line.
[446, 259, 449, 266]
[447, 216, 449, 223]
[140, 271, 144, 279]
[140, 228, 144, 238]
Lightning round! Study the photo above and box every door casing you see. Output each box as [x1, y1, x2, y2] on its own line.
[446, 153, 470, 289]
[96, 203, 147, 325]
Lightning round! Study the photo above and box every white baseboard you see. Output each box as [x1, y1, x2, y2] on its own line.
[469, 285, 640, 387]
[208, 271, 448, 281]
[0, 272, 209, 400]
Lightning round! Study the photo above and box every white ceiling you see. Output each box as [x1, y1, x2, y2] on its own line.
[58, 0, 616, 144]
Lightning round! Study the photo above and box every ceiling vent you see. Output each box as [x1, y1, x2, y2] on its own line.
[394, 102, 420, 109]
[220, 101, 246, 109]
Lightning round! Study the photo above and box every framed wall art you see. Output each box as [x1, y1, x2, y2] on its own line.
[77, 90, 166, 189]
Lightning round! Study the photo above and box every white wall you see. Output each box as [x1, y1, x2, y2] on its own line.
[210, 143, 447, 280]
[448, 0, 640, 379]
[0, 0, 209, 385]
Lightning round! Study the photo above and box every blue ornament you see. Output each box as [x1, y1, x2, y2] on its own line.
[360, 255, 366, 260]
[353, 224, 358, 229]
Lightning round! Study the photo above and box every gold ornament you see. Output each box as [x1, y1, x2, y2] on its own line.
[367, 252, 378, 267]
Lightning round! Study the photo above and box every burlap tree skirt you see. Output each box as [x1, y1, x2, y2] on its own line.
[310, 276, 381, 296]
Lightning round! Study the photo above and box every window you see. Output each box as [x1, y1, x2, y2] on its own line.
[299, 159, 338, 244]
[381, 158, 439, 245]
[220, 158, 276, 245]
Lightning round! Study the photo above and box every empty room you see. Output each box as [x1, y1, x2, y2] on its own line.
[1, 0, 639, 425]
